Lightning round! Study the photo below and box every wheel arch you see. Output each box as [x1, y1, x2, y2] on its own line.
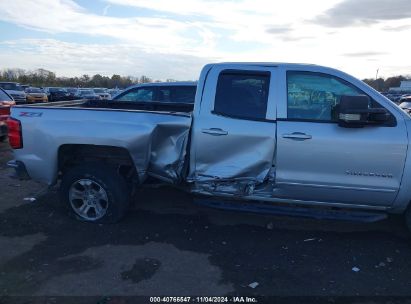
[57, 144, 139, 184]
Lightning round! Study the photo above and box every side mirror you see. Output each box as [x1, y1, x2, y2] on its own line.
[337, 95, 369, 127]
[337, 95, 389, 128]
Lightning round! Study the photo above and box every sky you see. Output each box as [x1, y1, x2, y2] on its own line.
[0, 0, 410, 81]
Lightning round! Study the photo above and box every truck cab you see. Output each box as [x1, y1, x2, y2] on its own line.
[189, 63, 410, 211]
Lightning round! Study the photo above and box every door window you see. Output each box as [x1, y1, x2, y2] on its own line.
[287, 72, 365, 121]
[214, 71, 270, 120]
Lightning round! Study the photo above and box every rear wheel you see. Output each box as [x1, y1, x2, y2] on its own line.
[60, 163, 130, 223]
[0, 135, 6, 142]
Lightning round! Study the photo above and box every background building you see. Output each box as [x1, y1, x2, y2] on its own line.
[389, 80, 411, 93]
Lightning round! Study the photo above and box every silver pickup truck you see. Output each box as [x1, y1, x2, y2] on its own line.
[7, 63, 411, 231]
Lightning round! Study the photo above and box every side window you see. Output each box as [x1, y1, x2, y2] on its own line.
[115, 88, 154, 102]
[214, 71, 270, 120]
[287, 71, 365, 121]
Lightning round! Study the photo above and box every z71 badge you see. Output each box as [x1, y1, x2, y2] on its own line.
[19, 112, 43, 117]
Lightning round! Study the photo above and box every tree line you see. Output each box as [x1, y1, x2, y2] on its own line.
[1, 68, 409, 92]
[0, 68, 167, 89]
[362, 75, 410, 92]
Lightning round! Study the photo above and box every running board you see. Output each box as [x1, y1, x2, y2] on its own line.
[194, 198, 388, 223]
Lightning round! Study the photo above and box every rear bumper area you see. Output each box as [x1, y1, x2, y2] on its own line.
[7, 160, 31, 180]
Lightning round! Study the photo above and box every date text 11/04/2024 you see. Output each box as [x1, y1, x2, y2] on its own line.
[149, 296, 258, 303]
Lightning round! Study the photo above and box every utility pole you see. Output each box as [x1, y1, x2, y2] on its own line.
[376, 68, 379, 80]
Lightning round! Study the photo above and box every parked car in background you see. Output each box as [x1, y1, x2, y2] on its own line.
[0, 82, 27, 104]
[106, 82, 196, 112]
[399, 97, 411, 114]
[78, 89, 101, 100]
[25, 87, 48, 103]
[107, 88, 121, 97]
[113, 82, 197, 104]
[400, 101, 411, 114]
[21, 85, 30, 91]
[66, 88, 80, 99]
[43, 87, 70, 102]
[93, 88, 111, 100]
[391, 94, 408, 104]
[0, 88, 15, 142]
[398, 95, 411, 104]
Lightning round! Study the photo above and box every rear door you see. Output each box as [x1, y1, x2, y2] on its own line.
[275, 67, 408, 206]
[191, 65, 277, 186]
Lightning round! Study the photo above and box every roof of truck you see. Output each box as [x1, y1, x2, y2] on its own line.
[208, 62, 354, 79]
[214, 62, 322, 68]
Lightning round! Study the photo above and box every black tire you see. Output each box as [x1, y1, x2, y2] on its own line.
[60, 163, 130, 223]
[0, 135, 7, 142]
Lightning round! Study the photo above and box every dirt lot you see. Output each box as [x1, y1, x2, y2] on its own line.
[1, 141, 411, 302]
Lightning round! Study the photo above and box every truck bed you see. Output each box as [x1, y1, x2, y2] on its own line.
[11, 100, 193, 185]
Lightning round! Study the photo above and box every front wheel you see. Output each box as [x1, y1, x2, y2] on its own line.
[60, 163, 130, 223]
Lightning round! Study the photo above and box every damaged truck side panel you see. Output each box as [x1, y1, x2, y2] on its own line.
[12, 108, 192, 184]
[188, 64, 277, 195]
[8, 62, 411, 226]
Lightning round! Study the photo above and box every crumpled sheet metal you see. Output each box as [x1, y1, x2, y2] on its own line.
[134, 112, 276, 187]
[190, 130, 276, 185]
[127, 113, 192, 184]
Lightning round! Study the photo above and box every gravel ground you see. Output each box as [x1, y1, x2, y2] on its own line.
[1, 141, 411, 303]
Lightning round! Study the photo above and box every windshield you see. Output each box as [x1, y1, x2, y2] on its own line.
[26, 88, 44, 93]
[66, 88, 78, 93]
[0, 89, 12, 101]
[93, 89, 105, 93]
[0, 83, 23, 91]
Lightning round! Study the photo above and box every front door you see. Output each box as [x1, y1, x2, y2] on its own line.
[275, 69, 407, 206]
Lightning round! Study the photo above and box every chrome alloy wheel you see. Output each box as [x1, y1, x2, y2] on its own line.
[69, 179, 109, 221]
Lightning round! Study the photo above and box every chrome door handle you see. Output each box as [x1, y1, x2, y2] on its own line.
[282, 132, 312, 140]
[202, 128, 228, 136]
